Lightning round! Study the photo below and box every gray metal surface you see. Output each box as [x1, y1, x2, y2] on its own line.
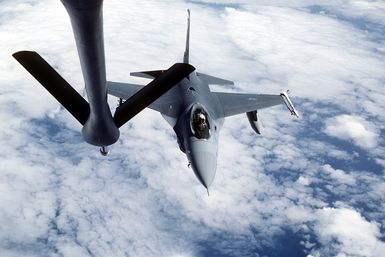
[107, 10, 298, 189]
[61, 0, 119, 146]
[14, 0, 193, 150]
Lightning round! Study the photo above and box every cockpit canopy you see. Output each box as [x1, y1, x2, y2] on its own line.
[190, 106, 211, 139]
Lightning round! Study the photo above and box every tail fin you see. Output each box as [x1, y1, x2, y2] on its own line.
[183, 9, 190, 64]
[13, 51, 90, 125]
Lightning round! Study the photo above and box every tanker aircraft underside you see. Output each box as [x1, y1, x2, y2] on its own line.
[13, 0, 194, 155]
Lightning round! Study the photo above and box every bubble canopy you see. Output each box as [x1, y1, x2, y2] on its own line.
[190, 105, 211, 140]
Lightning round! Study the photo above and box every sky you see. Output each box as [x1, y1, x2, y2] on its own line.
[0, 0, 385, 256]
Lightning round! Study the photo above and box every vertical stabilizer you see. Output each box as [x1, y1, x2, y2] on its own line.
[183, 9, 190, 64]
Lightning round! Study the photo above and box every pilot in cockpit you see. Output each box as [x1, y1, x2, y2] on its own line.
[192, 109, 210, 139]
[197, 112, 206, 123]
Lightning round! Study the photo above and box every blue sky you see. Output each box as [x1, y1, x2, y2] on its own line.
[0, 0, 385, 256]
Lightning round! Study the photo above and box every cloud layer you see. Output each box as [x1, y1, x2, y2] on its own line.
[0, 0, 384, 257]
[324, 115, 379, 149]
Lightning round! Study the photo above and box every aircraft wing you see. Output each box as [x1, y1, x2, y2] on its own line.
[107, 81, 143, 99]
[107, 81, 182, 117]
[214, 92, 298, 117]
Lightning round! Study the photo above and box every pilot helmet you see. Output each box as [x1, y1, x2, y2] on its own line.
[198, 113, 206, 122]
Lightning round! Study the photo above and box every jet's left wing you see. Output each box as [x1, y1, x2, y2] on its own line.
[107, 81, 182, 117]
[214, 91, 299, 117]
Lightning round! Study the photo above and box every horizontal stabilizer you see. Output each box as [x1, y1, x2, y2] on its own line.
[114, 63, 195, 127]
[130, 70, 165, 79]
[13, 51, 90, 125]
[197, 72, 234, 85]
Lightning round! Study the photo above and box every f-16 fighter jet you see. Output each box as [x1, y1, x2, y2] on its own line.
[107, 10, 299, 192]
[13, 0, 194, 155]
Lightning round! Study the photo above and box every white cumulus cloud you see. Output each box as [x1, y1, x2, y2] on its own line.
[0, 0, 385, 257]
[314, 207, 385, 257]
[324, 115, 379, 149]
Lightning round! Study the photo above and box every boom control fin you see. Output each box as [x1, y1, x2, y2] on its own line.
[13, 51, 90, 125]
[113, 63, 195, 127]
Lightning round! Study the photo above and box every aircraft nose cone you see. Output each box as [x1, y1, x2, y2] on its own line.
[190, 150, 217, 189]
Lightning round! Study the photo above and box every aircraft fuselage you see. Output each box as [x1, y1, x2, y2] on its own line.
[167, 72, 224, 189]
[104, 9, 299, 191]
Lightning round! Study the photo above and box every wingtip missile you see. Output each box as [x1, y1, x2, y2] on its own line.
[280, 90, 299, 118]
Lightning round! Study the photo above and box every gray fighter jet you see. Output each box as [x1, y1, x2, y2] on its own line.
[107, 10, 299, 191]
[12, 0, 194, 155]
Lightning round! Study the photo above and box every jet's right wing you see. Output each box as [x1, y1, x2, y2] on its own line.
[107, 81, 182, 118]
[214, 91, 299, 117]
